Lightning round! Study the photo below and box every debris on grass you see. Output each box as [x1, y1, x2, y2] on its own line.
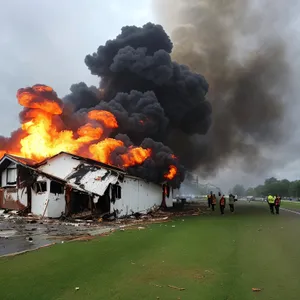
[167, 285, 185, 291]
[252, 288, 262, 292]
[75, 287, 80, 291]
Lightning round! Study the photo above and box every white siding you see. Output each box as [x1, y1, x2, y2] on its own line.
[31, 178, 49, 217]
[18, 187, 28, 207]
[31, 177, 65, 218]
[47, 189, 65, 218]
[38, 154, 81, 179]
[111, 177, 162, 217]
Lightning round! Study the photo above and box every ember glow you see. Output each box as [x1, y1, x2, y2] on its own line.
[164, 165, 177, 180]
[0, 84, 177, 182]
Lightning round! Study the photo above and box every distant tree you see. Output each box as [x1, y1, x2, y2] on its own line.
[232, 184, 246, 196]
[246, 187, 255, 196]
[247, 177, 300, 198]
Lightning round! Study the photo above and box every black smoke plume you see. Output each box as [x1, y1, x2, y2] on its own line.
[62, 22, 213, 186]
[153, 0, 296, 176]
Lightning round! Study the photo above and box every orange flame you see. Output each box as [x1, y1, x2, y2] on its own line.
[164, 165, 177, 180]
[89, 138, 124, 164]
[121, 147, 152, 167]
[88, 110, 118, 128]
[17, 84, 63, 115]
[0, 85, 179, 180]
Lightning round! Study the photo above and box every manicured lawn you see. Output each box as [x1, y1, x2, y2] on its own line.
[1, 202, 300, 300]
[281, 200, 300, 210]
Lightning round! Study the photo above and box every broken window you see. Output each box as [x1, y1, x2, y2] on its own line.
[32, 181, 47, 194]
[50, 181, 64, 194]
[6, 168, 17, 185]
[111, 183, 122, 203]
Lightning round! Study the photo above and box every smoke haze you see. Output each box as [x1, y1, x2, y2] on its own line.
[153, 0, 299, 177]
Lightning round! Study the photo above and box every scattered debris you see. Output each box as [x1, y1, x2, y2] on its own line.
[75, 287, 80, 291]
[252, 288, 262, 292]
[138, 227, 145, 230]
[167, 285, 185, 291]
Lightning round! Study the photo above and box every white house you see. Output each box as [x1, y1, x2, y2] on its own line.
[36, 152, 172, 217]
[0, 152, 172, 218]
[0, 154, 67, 217]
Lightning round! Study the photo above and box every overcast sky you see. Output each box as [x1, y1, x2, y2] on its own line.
[0, 0, 299, 191]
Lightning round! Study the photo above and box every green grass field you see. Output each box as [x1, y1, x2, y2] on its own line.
[281, 200, 300, 210]
[1, 202, 300, 300]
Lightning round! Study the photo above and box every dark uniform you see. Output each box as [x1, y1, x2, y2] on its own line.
[229, 194, 235, 213]
[207, 191, 213, 208]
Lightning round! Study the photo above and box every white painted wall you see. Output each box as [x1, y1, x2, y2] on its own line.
[111, 177, 162, 217]
[31, 178, 49, 217]
[47, 190, 65, 218]
[38, 153, 81, 179]
[31, 177, 66, 218]
[17, 187, 28, 207]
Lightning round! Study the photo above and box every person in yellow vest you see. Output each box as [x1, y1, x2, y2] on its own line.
[275, 195, 281, 215]
[267, 194, 275, 214]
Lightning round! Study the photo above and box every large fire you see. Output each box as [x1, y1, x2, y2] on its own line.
[1, 84, 177, 181]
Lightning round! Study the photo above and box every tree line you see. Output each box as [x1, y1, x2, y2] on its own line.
[230, 177, 300, 198]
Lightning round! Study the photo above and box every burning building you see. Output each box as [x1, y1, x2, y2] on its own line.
[0, 22, 215, 215]
[0, 152, 173, 218]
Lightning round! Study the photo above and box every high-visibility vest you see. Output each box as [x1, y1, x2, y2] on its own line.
[268, 195, 275, 204]
[212, 196, 216, 204]
[220, 196, 225, 205]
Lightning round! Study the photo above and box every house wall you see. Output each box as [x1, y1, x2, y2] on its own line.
[38, 154, 81, 179]
[31, 177, 50, 217]
[31, 177, 65, 218]
[1, 162, 17, 187]
[111, 177, 162, 217]
[0, 163, 28, 210]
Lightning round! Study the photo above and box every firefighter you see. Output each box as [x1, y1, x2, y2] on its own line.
[211, 193, 216, 211]
[219, 192, 226, 215]
[267, 194, 275, 214]
[229, 194, 235, 213]
[275, 195, 281, 215]
[207, 191, 213, 208]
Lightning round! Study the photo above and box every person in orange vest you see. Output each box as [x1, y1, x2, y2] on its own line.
[275, 195, 281, 215]
[219, 192, 226, 215]
[211, 193, 217, 211]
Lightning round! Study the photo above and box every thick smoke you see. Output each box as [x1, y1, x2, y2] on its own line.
[153, 0, 296, 176]
[61, 22, 213, 185]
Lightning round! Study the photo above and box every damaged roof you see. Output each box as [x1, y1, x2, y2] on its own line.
[0, 154, 37, 167]
[36, 151, 126, 173]
[65, 164, 119, 196]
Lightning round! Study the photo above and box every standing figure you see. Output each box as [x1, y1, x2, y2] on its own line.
[211, 194, 216, 211]
[219, 192, 226, 215]
[275, 195, 281, 215]
[229, 194, 235, 213]
[207, 191, 213, 208]
[267, 194, 275, 214]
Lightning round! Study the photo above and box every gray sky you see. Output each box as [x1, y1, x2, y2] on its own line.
[0, 0, 153, 133]
[0, 0, 299, 191]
